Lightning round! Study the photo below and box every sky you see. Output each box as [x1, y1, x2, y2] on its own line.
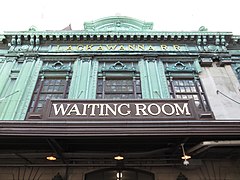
[0, 0, 240, 34]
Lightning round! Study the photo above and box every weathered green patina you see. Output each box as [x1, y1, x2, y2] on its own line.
[0, 16, 239, 120]
[84, 16, 153, 31]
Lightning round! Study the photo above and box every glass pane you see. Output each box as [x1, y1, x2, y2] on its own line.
[56, 79, 62, 85]
[137, 94, 142, 99]
[136, 86, 141, 93]
[185, 87, 191, 92]
[193, 95, 199, 100]
[48, 85, 55, 91]
[96, 94, 102, 99]
[97, 79, 103, 85]
[49, 80, 56, 85]
[180, 87, 185, 92]
[97, 85, 103, 93]
[42, 85, 48, 91]
[191, 86, 196, 92]
[175, 86, 180, 92]
[195, 101, 201, 109]
[136, 79, 141, 85]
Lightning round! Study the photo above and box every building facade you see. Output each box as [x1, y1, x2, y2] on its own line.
[0, 16, 240, 180]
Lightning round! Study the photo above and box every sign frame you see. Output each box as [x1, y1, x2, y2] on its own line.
[41, 99, 199, 121]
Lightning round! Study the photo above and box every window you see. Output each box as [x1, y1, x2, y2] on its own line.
[29, 61, 72, 113]
[165, 60, 211, 112]
[96, 61, 142, 99]
[167, 77, 210, 111]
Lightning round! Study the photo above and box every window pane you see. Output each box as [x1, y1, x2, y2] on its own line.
[137, 94, 142, 99]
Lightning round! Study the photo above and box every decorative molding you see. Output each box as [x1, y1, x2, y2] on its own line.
[101, 61, 136, 72]
[84, 16, 153, 31]
[138, 59, 148, 99]
[3, 30, 233, 43]
[157, 60, 170, 98]
[17, 59, 42, 120]
[165, 61, 196, 73]
[5, 57, 17, 62]
[79, 56, 92, 62]
[41, 61, 71, 72]
[89, 60, 98, 99]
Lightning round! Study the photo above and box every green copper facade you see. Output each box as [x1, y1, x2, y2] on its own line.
[139, 59, 170, 99]
[1, 16, 240, 180]
[69, 58, 98, 99]
[0, 16, 240, 120]
[0, 57, 42, 120]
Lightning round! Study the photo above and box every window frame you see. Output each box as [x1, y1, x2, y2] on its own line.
[167, 76, 211, 112]
[29, 74, 71, 113]
[28, 61, 72, 113]
[96, 61, 142, 100]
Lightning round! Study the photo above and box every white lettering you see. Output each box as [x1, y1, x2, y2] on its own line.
[87, 104, 99, 116]
[51, 101, 192, 118]
[99, 104, 105, 116]
[135, 104, 148, 116]
[162, 103, 175, 116]
[105, 104, 117, 116]
[118, 104, 131, 116]
[53, 104, 71, 116]
[67, 104, 81, 116]
[174, 103, 191, 116]
[82, 104, 87, 115]
[147, 103, 161, 116]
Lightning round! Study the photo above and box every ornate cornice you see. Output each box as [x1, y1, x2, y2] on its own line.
[1, 30, 233, 48]
[3, 31, 233, 41]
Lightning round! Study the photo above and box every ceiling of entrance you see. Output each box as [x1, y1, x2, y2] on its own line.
[0, 135, 239, 167]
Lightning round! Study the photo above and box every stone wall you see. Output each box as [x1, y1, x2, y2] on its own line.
[200, 63, 240, 120]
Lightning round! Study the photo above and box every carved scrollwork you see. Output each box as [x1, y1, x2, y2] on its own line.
[41, 61, 71, 72]
[165, 61, 196, 73]
[101, 61, 136, 72]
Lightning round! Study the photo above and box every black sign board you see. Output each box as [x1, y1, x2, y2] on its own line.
[42, 99, 198, 121]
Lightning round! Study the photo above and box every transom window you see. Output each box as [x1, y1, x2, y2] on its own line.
[96, 61, 142, 99]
